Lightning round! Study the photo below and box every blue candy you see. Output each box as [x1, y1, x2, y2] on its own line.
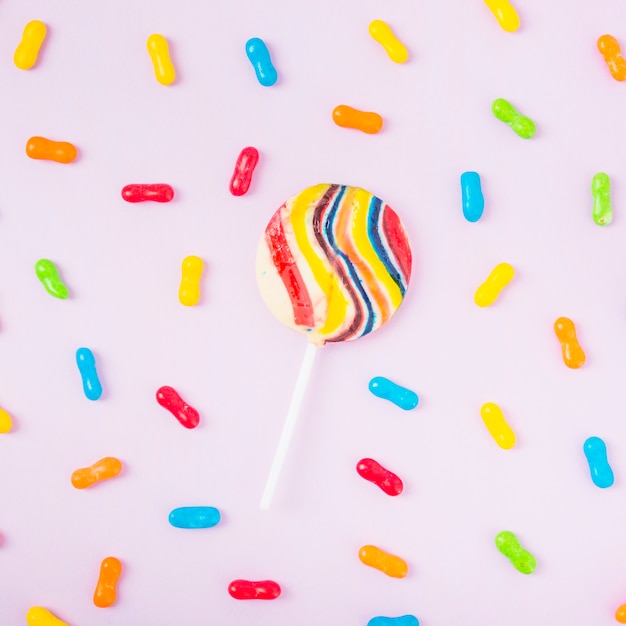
[583, 437, 614, 488]
[76, 347, 102, 401]
[460, 171, 484, 222]
[368, 377, 418, 410]
[169, 506, 221, 529]
[245, 37, 278, 86]
[368, 616, 420, 626]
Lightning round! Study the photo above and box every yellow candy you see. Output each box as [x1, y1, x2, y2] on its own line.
[179, 256, 204, 306]
[480, 402, 515, 449]
[368, 20, 409, 64]
[147, 34, 176, 86]
[483, 0, 520, 33]
[26, 607, 68, 626]
[0, 407, 12, 433]
[474, 262, 514, 307]
[14, 20, 47, 70]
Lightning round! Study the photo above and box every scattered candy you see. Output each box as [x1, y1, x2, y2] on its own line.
[14, 20, 47, 70]
[228, 579, 281, 600]
[616, 604, 626, 623]
[554, 317, 586, 369]
[26, 607, 68, 626]
[368, 617, 420, 626]
[368, 377, 418, 410]
[368, 20, 409, 64]
[492, 99, 535, 139]
[93, 556, 122, 608]
[76, 347, 103, 400]
[460, 171, 484, 222]
[121, 184, 174, 203]
[26, 137, 77, 164]
[229, 146, 259, 196]
[245, 37, 278, 86]
[474, 262, 514, 307]
[147, 34, 176, 86]
[0, 407, 12, 433]
[332, 105, 383, 134]
[591, 172, 612, 226]
[35, 259, 69, 299]
[169, 506, 221, 529]
[156, 386, 200, 429]
[483, 0, 520, 32]
[359, 545, 408, 578]
[357, 458, 403, 496]
[583, 436, 614, 488]
[480, 402, 516, 449]
[597, 35, 626, 82]
[179, 256, 204, 306]
[495, 530, 536, 574]
[71, 457, 122, 489]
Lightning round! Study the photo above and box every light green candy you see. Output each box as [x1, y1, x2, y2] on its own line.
[591, 172, 612, 226]
[495, 530, 536, 574]
[35, 258, 69, 299]
[492, 98, 536, 139]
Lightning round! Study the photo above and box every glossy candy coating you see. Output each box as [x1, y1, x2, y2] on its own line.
[256, 184, 411, 346]
[483, 0, 520, 32]
[179, 256, 204, 306]
[26, 137, 77, 163]
[369, 377, 418, 410]
[460, 171, 484, 222]
[554, 317, 585, 369]
[76, 347, 103, 400]
[615, 604, 626, 623]
[492, 99, 535, 139]
[72, 457, 122, 489]
[474, 263, 514, 307]
[480, 402, 516, 449]
[368, 20, 409, 64]
[591, 173, 612, 226]
[35, 259, 68, 299]
[357, 458, 403, 496]
[359, 545, 408, 578]
[26, 607, 68, 626]
[583, 436, 614, 488]
[122, 184, 174, 203]
[229, 146, 259, 196]
[14, 20, 47, 70]
[169, 506, 221, 529]
[147, 34, 175, 85]
[368, 617, 420, 626]
[228, 579, 281, 600]
[156, 386, 200, 429]
[495, 531, 536, 574]
[93, 557, 122, 608]
[332, 105, 383, 134]
[245, 38, 277, 86]
[598, 35, 626, 82]
[0, 408, 12, 433]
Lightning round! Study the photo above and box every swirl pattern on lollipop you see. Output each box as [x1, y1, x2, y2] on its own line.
[256, 184, 412, 346]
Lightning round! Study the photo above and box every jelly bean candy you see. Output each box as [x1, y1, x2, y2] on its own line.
[492, 99, 535, 139]
[93, 556, 122, 608]
[332, 105, 383, 134]
[156, 386, 200, 429]
[554, 317, 585, 369]
[368, 20, 409, 64]
[35, 259, 69, 299]
[460, 171, 484, 222]
[121, 184, 174, 203]
[598, 35, 626, 82]
[76, 347, 103, 400]
[591, 173, 612, 226]
[369, 377, 418, 410]
[368, 617, 420, 626]
[229, 146, 259, 196]
[228, 579, 281, 600]
[483, 0, 520, 32]
[474, 263, 514, 307]
[147, 34, 175, 86]
[480, 402, 516, 449]
[495, 531, 536, 574]
[0, 407, 12, 434]
[616, 603, 626, 623]
[359, 545, 408, 578]
[357, 458, 403, 496]
[169, 506, 221, 529]
[71, 456, 122, 489]
[583, 436, 614, 488]
[26, 607, 68, 626]
[26, 137, 77, 163]
[245, 38, 278, 86]
[179, 256, 204, 306]
[14, 20, 47, 70]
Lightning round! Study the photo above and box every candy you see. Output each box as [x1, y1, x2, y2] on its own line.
[14, 20, 47, 70]
[368, 20, 409, 64]
[35, 259, 69, 299]
[26, 607, 68, 626]
[245, 38, 278, 86]
[229, 146, 259, 196]
[71, 456, 122, 489]
[480, 402, 515, 449]
[591, 173, 612, 226]
[121, 184, 174, 203]
[147, 34, 175, 86]
[495, 531, 536, 574]
[368, 617, 420, 626]
[597, 35, 626, 82]
[76, 347, 103, 400]
[583, 436, 614, 488]
[474, 262, 514, 307]
[93, 556, 122, 608]
[369, 377, 418, 410]
[356, 458, 403, 496]
[169, 506, 221, 529]
[359, 545, 408, 578]
[616, 604, 626, 623]
[491, 99, 535, 139]
[483, 0, 520, 32]
[26, 137, 77, 163]
[554, 317, 585, 369]
[228, 579, 281, 600]
[179, 256, 204, 306]
[460, 171, 484, 222]
[0, 407, 12, 433]
[156, 386, 200, 429]
[332, 105, 383, 134]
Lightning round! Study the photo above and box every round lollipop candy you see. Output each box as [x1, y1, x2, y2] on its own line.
[257, 183, 412, 508]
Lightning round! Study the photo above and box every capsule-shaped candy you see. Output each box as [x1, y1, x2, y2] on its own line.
[368, 377, 418, 410]
[591, 173, 612, 226]
[368, 20, 409, 64]
[245, 38, 278, 86]
[460, 171, 484, 222]
[14, 20, 47, 70]
[332, 105, 383, 134]
[583, 436, 614, 488]
[228, 579, 281, 600]
[359, 545, 408, 578]
[554, 317, 585, 369]
[169, 506, 221, 529]
[492, 99, 535, 139]
[71, 456, 122, 489]
[76, 347, 103, 400]
[480, 402, 516, 449]
[179, 256, 204, 306]
[121, 184, 174, 203]
[368, 617, 420, 626]
[93, 557, 122, 608]
[0, 407, 12, 434]
[156, 386, 200, 429]
[35, 259, 69, 299]
[495, 530, 536, 574]
[597, 35, 626, 82]
[147, 34, 175, 86]
[357, 458, 403, 496]
[483, 0, 520, 32]
[474, 262, 514, 307]
[26, 607, 69, 626]
[615, 603, 626, 623]
[26, 137, 77, 163]
[229, 146, 259, 196]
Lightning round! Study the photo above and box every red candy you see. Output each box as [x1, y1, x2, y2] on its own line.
[156, 386, 200, 429]
[121, 184, 174, 203]
[229, 146, 259, 196]
[228, 579, 281, 600]
[356, 458, 403, 496]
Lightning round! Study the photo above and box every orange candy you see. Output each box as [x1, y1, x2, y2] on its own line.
[358, 544, 408, 578]
[616, 603, 626, 623]
[71, 457, 122, 489]
[332, 105, 383, 134]
[26, 136, 77, 163]
[554, 317, 586, 369]
[597, 35, 626, 82]
[94, 557, 123, 608]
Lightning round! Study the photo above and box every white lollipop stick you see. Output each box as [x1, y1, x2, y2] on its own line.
[260, 341, 318, 510]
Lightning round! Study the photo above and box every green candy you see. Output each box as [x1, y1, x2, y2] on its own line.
[591, 172, 612, 226]
[495, 530, 536, 574]
[35, 258, 69, 299]
[492, 98, 536, 139]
